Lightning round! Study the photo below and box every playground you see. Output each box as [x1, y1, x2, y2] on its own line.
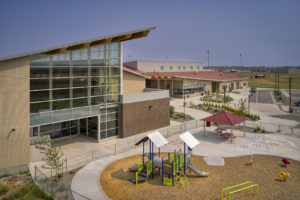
[100, 154, 300, 200]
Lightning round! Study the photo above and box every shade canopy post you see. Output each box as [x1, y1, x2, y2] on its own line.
[243, 121, 245, 137]
[203, 121, 206, 137]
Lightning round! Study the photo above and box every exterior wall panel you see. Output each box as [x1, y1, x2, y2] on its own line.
[119, 98, 170, 138]
[0, 57, 30, 171]
[123, 71, 145, 95]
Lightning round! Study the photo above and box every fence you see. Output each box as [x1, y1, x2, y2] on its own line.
[34, 118, 299, 199]
[34, 166, 91, 200]
[244, 121, 300, 137]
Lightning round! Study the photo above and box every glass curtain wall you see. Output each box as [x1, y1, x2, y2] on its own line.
[30, 42, 120, 140]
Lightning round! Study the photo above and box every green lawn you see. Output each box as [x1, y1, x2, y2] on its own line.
[225, 71, 300, 89]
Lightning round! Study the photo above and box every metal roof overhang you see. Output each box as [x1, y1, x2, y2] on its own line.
[0, 26, 156, 62]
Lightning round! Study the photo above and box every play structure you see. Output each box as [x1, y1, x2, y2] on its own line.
[222, 181, 259, 200]
[279, 172, 290, 182]
[128, 131, 209, 186]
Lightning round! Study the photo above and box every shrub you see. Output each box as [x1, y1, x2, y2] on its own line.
[0, 185, 9, 196]
[0, 172, 9, 179]
[68, 170, 75, 174]
[261, 127, 266, 133]
[170, 106, 175, 117]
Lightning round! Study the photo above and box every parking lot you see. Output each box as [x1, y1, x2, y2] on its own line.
[249, 89, 274, 104]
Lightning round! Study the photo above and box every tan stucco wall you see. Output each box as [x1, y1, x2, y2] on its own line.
[0, 57, 30, 171]
[123, 71, 145, 95]
[219, 80, 248, 91]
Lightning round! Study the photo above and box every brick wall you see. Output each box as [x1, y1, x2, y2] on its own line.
[119, 98, 170, 138]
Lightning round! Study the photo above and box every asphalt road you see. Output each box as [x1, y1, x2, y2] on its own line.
[248, 88, 300, 118]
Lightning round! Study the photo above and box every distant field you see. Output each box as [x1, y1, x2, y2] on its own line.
[225, 72, 300, 89]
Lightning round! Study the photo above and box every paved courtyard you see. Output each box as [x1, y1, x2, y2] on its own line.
[71, 126, 300, 200]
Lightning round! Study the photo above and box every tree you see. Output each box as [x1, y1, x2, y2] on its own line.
[235, 98, 248, 113]
[35, 138, 64, 180]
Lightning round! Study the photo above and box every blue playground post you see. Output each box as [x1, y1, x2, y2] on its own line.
[168, 152, 170, 161]
[184, 143, 186, 174]
[142, 141, 144, 165]
[149, 141, 151, 159]
[159, 147, 160, 157]
[172, 161, 174, 186]
[161, 159, 164, 183]
[152, 142, 154, 179]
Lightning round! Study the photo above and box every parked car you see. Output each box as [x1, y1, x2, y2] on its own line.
[294, 100, 300, 106]
[250, 87, 257, 93]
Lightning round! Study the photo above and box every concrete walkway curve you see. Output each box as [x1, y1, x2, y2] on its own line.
[71, 128, 300, 200]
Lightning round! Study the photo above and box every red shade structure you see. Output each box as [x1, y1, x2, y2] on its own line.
[201, 111, 247, 137]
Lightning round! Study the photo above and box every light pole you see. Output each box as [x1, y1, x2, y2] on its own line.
[207, 50, 210, 68]
[223, 85, 227, 103]
[289, 77, 293, 113]
[239, 53, 242, 66]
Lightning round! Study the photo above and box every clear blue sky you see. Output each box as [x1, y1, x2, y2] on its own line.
[0, 0, 299, 66]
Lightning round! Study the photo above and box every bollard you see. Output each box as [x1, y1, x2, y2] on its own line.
[115, 144, 117, 155]
[167, 128, 169, 137]
[92, 151, 94, 161]
[34, 166, 37, 181]
[66, 157, 68, 172]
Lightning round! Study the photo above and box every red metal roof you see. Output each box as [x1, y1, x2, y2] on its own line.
[123, 65, 145, 74]
[143, 71, 248, 81]
[201, 111, 247, 126]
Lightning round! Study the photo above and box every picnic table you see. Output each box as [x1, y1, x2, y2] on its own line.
[215, 127, 227, 134]
[221, 132, 236, 139]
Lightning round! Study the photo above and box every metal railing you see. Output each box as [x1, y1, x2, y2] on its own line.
[34, 166, 91, 200]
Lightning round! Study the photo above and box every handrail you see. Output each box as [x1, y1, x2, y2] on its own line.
[222, 181, 252, 200]
[228, 184, 259, 200]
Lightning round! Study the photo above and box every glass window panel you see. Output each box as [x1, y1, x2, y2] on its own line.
[107, 120, 117, 129]
[100, 122, 106, 130]
[30, 102, 50, 113]
[91, 96, 106, 105]
[71, 127, 78, 135]
[51, 130, 63, 139]
[31, 55, 50, 66]
[40, 124, 53, 133]
[30, 91, 50, 102]
[109, 76, 120, 85]
[107, 85, 119, 94]
[53, 78, 70, 89]
[62, 129, 71, 137]
[73, 98, 88, 108]
[52, 109, 72, 123]
[106, 104, 118, 113]
[110, 50, 119, 58]
[53, 67, 70, 77]
[109, 59, 120, 66]
[73, 88, 88, 98]
[30, 67, 49, 78]
[107, 112, 117, 120]
[100, 114, 106, 122]
[91, 45, 105, 59]
[53, 89, 70, 100]
[91, 77, 106, 86]
[100, 105, 106, 114]
[100, 131, 106, 139]
[72, 49, 88, 60]
[53, 100, 70, 110]
[107, 128, 118, 137]
[110, 43, 119, 50]
[107, 95, 119, 103]
[73, 78, 88, 87]
[91, 87, 105, 96]
[30, 79, 49, 90]
[72, 107, 90, 118]
[91, 105, 101, 116]
[92, 67, 106, 76]
[109, 67, 120, 76]
[73, 67, 88, 76]
[30, 113, 40, 126]
[71, 120, 78, 127]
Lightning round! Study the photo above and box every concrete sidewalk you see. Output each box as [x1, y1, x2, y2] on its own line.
[71, 127, 300, 200]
